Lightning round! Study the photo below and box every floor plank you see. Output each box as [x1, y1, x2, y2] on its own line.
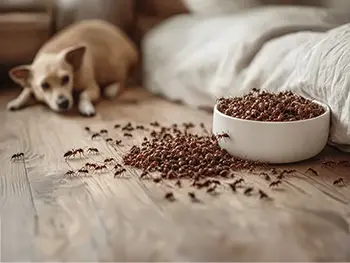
[0, 86, 350, 261]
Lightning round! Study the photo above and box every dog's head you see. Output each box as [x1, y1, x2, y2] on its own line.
[9, 45, 86, 113]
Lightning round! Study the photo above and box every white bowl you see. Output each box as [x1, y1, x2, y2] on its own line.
[212, 101, 330, 164]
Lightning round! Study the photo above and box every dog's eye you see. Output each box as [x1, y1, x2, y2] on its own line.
[61, 75, 70, 86]
[41, 82, 50, 90]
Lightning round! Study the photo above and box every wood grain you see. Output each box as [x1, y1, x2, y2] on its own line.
[0, 86, 350, 261]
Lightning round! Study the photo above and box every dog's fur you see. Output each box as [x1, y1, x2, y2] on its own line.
[7, 19, 138, 117]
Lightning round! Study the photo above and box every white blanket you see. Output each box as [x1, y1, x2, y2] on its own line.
[143, 6, 350, 151]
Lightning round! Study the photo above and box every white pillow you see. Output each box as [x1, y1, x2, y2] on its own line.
[182, 0, 261, 15]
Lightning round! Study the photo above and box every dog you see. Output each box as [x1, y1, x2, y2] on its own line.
[7, 19, 138, 117]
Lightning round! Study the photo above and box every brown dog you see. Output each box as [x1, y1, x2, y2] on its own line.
[7, 19, 138, 117]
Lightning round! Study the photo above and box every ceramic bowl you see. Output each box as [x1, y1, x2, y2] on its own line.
[212, 101, 330, 164]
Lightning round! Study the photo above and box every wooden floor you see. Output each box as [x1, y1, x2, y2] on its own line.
[0, 86, 350, 262]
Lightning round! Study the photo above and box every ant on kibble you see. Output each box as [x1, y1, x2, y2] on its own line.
[11, 152, 25, 162]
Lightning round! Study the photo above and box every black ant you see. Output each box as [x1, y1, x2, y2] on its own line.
[271, 168, 278, 175]
[104, 158, 115, 164]
[140, 171, 149, 179]
[164, 192, 176, 202]
[228, 183, 237, 192]
[72, 148, 85, 157]
[64, 170, 76, 178]
[216, 133, 230, 139]
[124, 133, 133, 137]
[114, 168, 127, 178]
[260, 172, 271, 181]
[100, 129, 108, 135]
[269, 180, 282, 187]
[11, 152, 24, 161]
[258, 190, 269, 199]
[305, 168, 318, 176]
[105, 138, 113, 143]
[115, 140, 123, 145]
[85, 163, 98, 169]
[136, 125, 145, 130]
[333, 178, 345, 186]
[233, 178, 244, 186]
[84, 127, 91, 132]
[153, 177, 162, 183]
[112, 164, 122, 171]
[175, 180, 182, 188]
[91, 133, 101, 140]
[87, 148, 99, 154]
[150, 121, 160, 127]
[77, 168, 89, 175]
[244, 187, 254, 196]
[114, 124, 121, 129]
[207, 184, 219, 195]
[188, 192, 201, 203]
[63, 150, 75, 160]
[95, 165, 108, 173]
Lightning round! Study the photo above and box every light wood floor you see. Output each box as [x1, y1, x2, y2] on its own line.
[0, 86, 350, 262]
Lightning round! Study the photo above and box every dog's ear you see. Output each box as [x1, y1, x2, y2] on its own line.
[9, 65, 31, 87]
[63, 45, 86, 72]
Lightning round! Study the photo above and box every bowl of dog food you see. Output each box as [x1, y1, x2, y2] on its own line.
[212, 89, 330, 164]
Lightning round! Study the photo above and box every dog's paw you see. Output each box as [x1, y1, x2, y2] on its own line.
[78, 99, 96, 117]
[104, 83, 120, 99]
[7, 100, 22, 111]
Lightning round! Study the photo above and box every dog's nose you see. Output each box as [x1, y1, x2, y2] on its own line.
[57, 95, 69, 110]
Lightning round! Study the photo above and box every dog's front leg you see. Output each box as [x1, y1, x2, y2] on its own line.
[78, 83, 100, 117]
[7, 87, 33, 111]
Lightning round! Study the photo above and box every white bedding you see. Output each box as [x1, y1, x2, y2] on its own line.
[143, 6, 350, 151]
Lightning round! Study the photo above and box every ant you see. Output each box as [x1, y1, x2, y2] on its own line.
[115, 140, 123, 145]
[153, 177, 162, 183]
[72, 148, 85, 158]
[104, 158, 116, 164]
[260, 172, 271, 181]
[84, 127, 91, 132]
[228, 183, 237, 192]
[258, 190, 269, 199]
[216, 133, 230, 139]
[279, 169, 296, 178]
[11, 152, 24, 161]
[150, 121, 160, 127]
[95, 165, 108, 173]
[270, 168, 278, 175]
[136, 125, 145, 130]
[333, 178, 345, 186]
[87, 148, 99, 155]
[164, 192, 176, 202]
[63, 150, 75, 160]
[77, 168, 89, 175]
[114, 168, 127, 178]
[269, 180, 282, 187]
[175, 180, 182, 188]
[140, 171, 149, 179]
[244, 187, 254, 196]
[207, 184, 219, 195]
[112, 164, 122, 171]
[233, 178, 244, 186]
[124, 133, 133, 137]
[114, 124, 121, 129]
[91, 133, 101, 140]
[305, 168, 318, 176]
[64, 170, 76, 178]
[85, 163, 98, 169]
[100, 129, 108, 135]
[105, 138, 113, 143]
[188, 192, 202, 203]
[276, 174, 284, 180]
[122, 126, 134, 131]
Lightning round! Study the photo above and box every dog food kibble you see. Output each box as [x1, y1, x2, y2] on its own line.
[217, 90, 325, 122]
[123, 127, 264, 179]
